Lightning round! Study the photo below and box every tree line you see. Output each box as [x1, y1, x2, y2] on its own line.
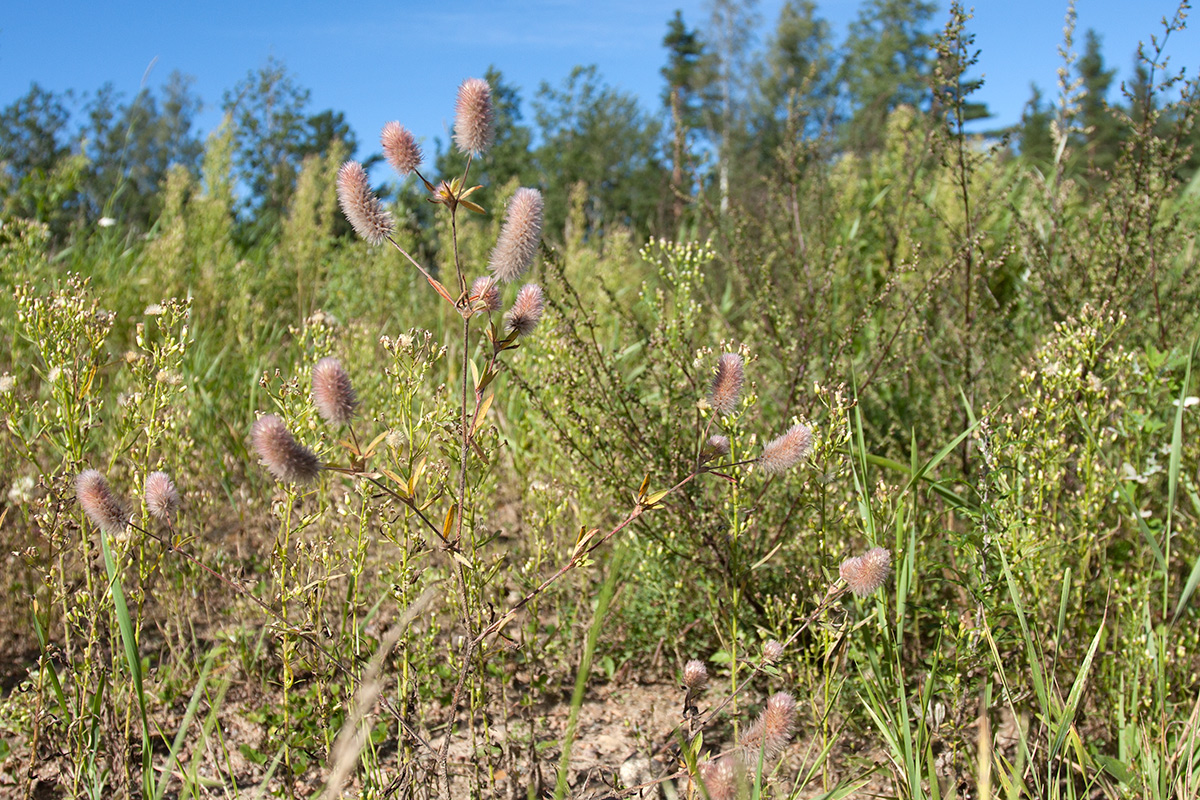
[0, 0, 1188, 246]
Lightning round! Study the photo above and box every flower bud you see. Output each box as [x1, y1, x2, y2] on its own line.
[709, 353, 744, 415]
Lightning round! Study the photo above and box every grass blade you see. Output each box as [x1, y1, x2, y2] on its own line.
[154, 646, 221, 800]
[99, 527, 154, 799]
[1048, 613, 1105, 763]
[553, 545, 624, 800]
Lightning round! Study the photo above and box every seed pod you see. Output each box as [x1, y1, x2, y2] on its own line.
[488, 188, 544, 283]
[682, 659, 708, 691]
[504, 284, 544, 337]
[738, 692, 796, 762]
[381, 121, 422, 175]
[454, 77, 494, 156]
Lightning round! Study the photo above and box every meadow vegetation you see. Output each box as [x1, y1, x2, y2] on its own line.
[1, 2, 1199, 798]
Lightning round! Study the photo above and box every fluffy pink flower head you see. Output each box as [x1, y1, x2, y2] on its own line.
[337, 161, 393, 245]
[839, 546, 892, 596]
[312, 357, 357, 426]
[739, 691, 797, 762]
[470, 276, 501, 313]
[488, 188, 544, 283]
[700, 434, 731, 464]
[709, 353, 744, 415]
[698, 756, 741, 800]
[762, 639, 784, 663]
[758, 422, 813, 475]
[454, 77, 494, 156]
[504, 283, 544, 337]
[145, 471, 180, 522]
[251, 414, 321, 484]
[76, 470, 128, 534]
[381, 121, 422, 176]
[682, 659, 708, 691]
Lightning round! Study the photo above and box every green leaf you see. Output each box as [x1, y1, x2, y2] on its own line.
[1048, 615, 1105, 762]
[100, 527, 155, 798]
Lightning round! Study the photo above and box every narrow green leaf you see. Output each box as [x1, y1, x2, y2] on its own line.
[155, 646, 221, 800]
[100, 527, 154, 798]
[554, 545, 624, 799]
[1167, 335, 1197, 540]
[998, 548, 1050, 717]
[1049, 616, 1105, 762]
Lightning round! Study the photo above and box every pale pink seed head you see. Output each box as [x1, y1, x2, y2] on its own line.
[488, 188, 544, 283]
[454, 77, 494, 156]
[739, 691, 796, 762]
[145, 471, 180, 522]
[312, 357, 357, 426]
[504, 283, 544, 337]
[700, 435, 731, 464]
[698, 756, 741, 800]
[758, 422, 813, 475]
[682, 659, 708, 691]
[762, 639, 784, 663]
[709, 353, 744, 415]
[840, 546, 892, 596]
[76, 470, 128, 534]
[381, 121, 422, 175]
[470, 276, 502, 312]
[251, 414, 321, 484]
[336, 161, 393, 245]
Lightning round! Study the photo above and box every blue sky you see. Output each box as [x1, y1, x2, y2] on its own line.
[0, 1, 1194, 161]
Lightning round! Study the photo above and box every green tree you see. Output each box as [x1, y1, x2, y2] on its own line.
[1075, 29, 1123, 175]
[661, 10, 715, 223]
[296, 109, 358, 163]
[840, 0, 937, 153]
[703, 0, 761, 211]
[0, 84, 85, 239]
[749, 0, 834, 162]
[79, 72, 205, 230]
[533, 65, 667, 237]
[1017, 85, 1055, 168]
[0, 83, 72, 181]
[222, 57, 312, 237]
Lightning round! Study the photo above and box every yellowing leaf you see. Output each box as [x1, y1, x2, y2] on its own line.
[362, 430, 391, 458]
[644, 489, 670, 507]
[472, 392, 495, 435]
[409, 457, 427, 496]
